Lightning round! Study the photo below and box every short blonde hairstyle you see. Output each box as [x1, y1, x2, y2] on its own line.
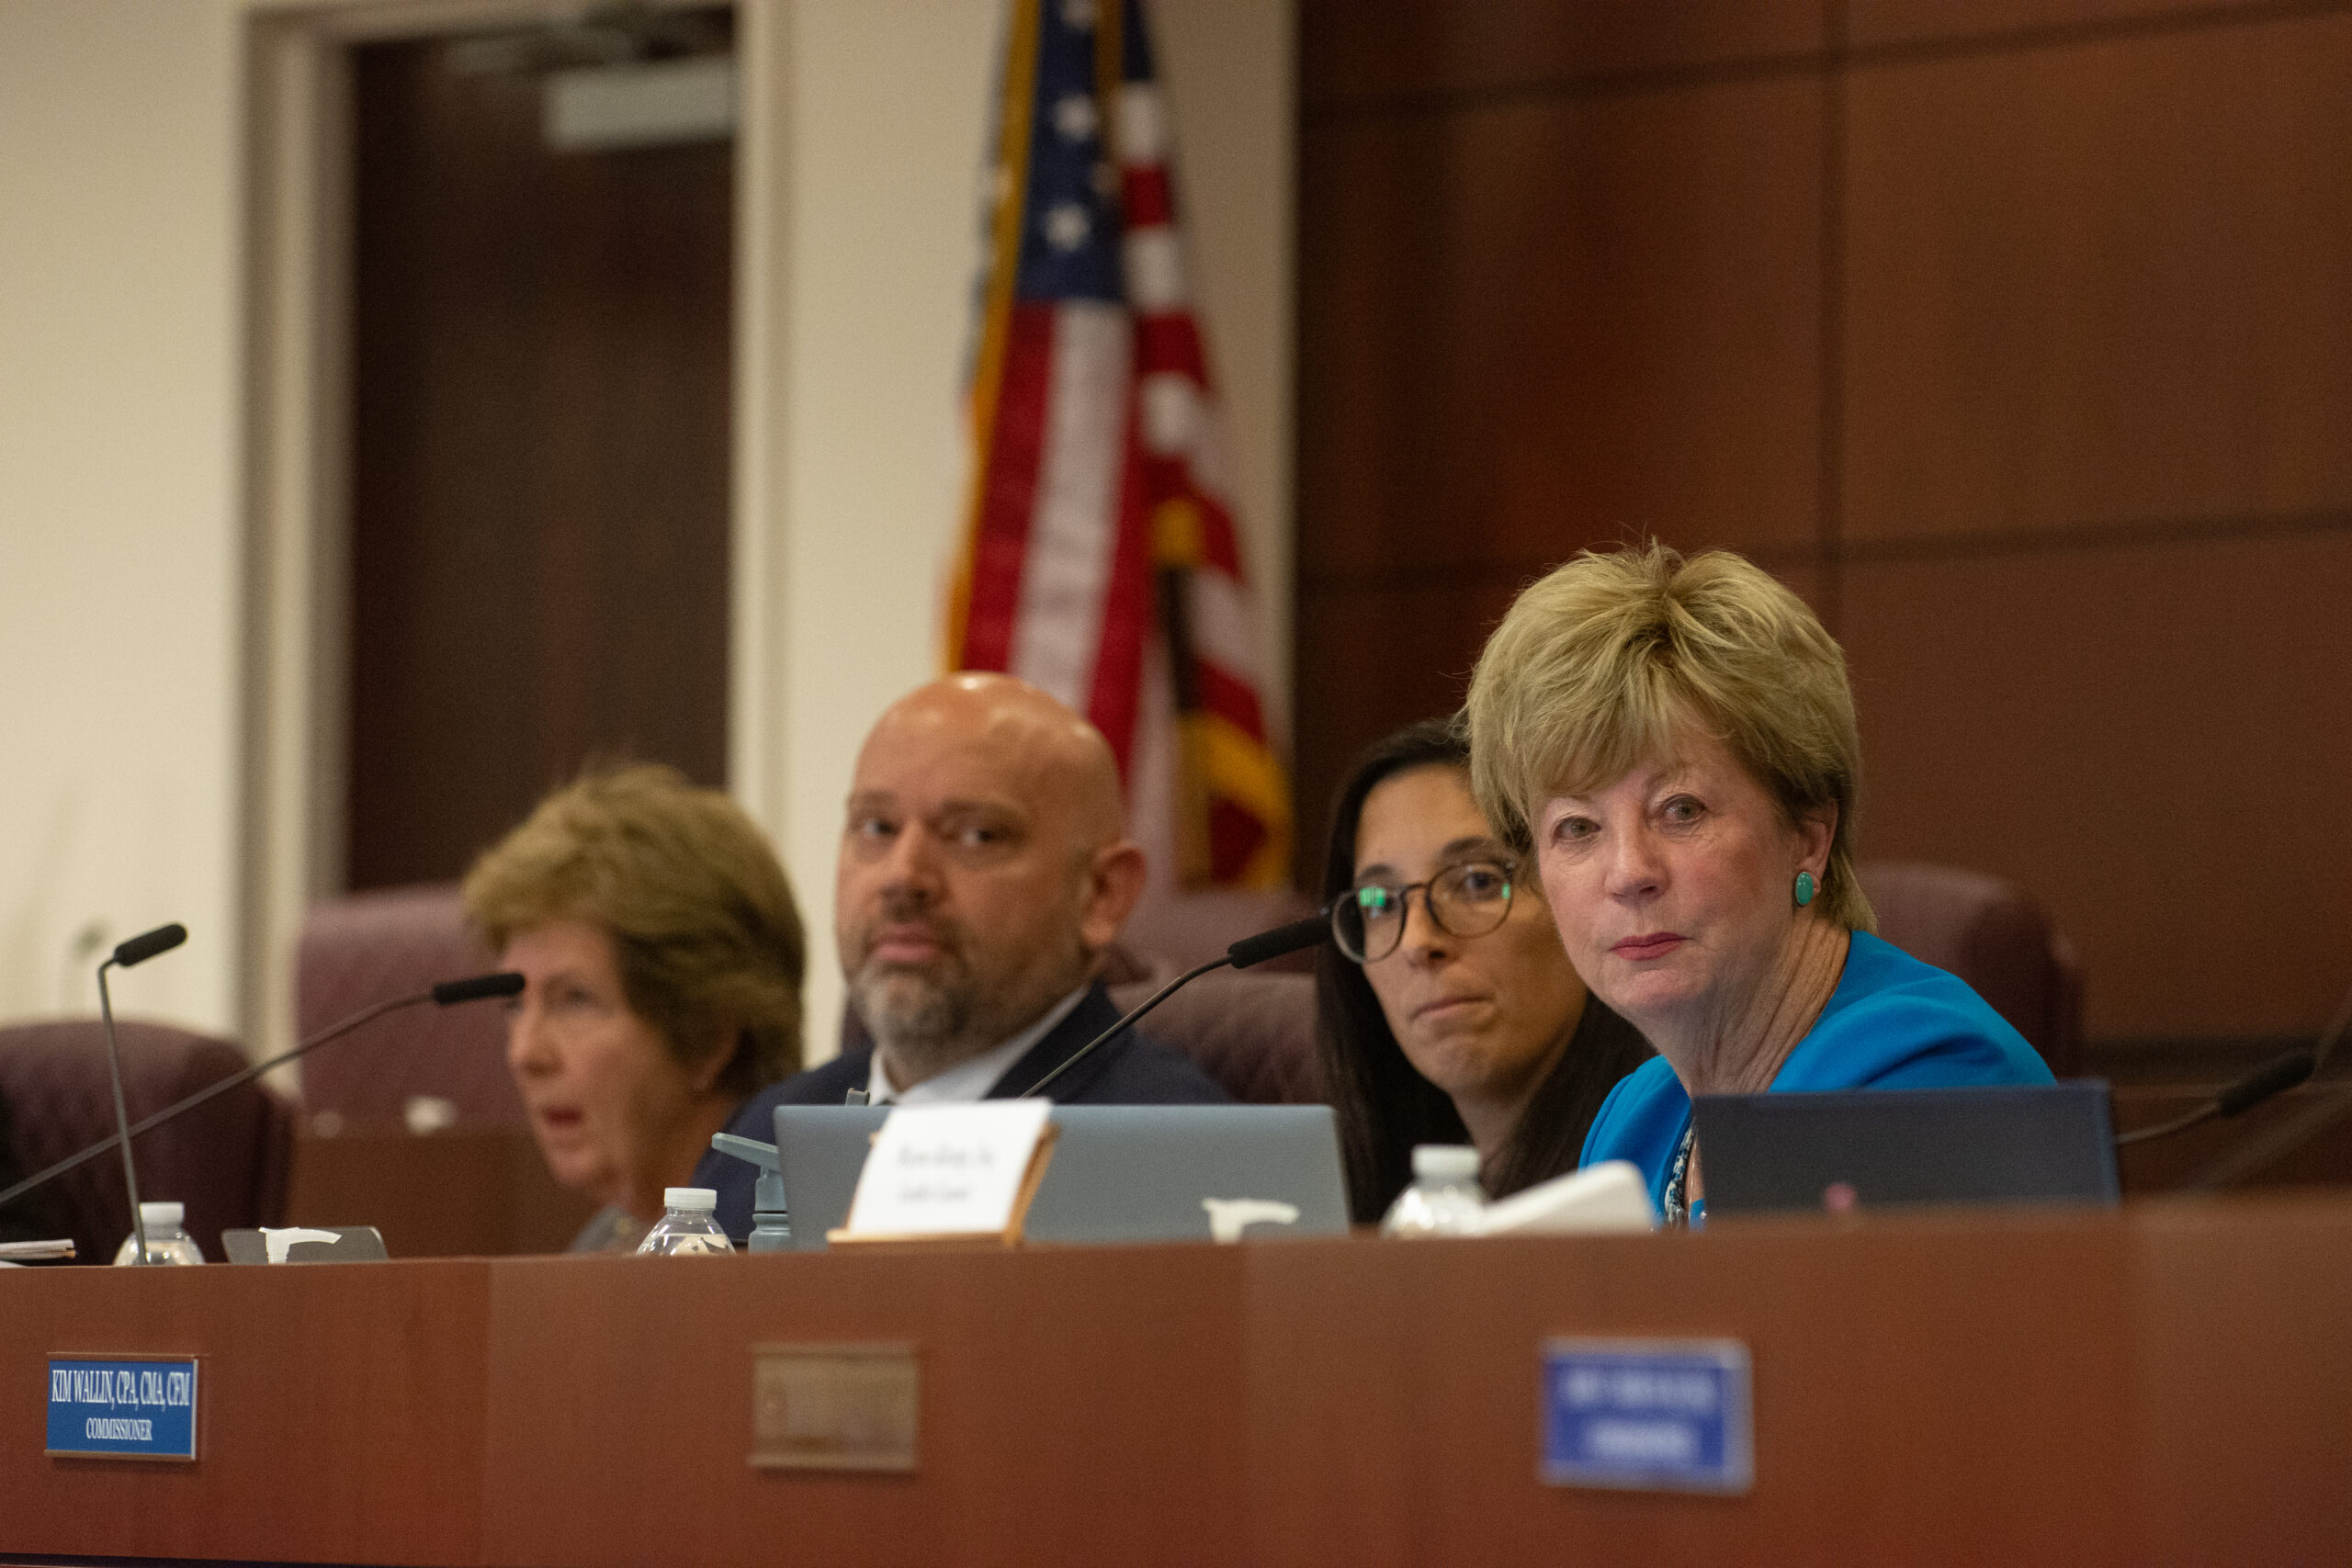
[463, 763, 807, 1096]
[1464, 543, 1874, 931]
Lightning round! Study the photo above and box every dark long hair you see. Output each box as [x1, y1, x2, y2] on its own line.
[1314, 717, 1653, 1223]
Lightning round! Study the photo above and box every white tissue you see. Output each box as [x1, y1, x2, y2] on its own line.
[1471, 1161, 1658, 1236]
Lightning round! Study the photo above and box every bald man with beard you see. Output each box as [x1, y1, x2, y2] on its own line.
[695, 675, 1230, 1239]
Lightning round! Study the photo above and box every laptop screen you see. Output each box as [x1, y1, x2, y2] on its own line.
[775, 1103, 1349, 1247]
[1690, 1082, 2120, 1218]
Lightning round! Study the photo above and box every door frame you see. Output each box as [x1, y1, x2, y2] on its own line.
[237, 0, 784, 1060]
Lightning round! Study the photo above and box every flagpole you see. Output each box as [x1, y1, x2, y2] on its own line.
[945, 0, 1044, 671]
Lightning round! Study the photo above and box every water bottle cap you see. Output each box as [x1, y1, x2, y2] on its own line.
[664, 1187, 718, 1212]
[138, 1201, 184, 1225]
[1411, 1145, 1481, 1180]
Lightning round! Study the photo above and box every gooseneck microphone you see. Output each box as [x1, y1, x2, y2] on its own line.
[111, 924, 191, 969]
[428, 972, 529, 1007]
[1224, 916, 1333, 972]
[96, 924, 188, 1264]
[0, 968, 525, 1222]
[2175, 972, 2352, 1190]
[2112, 1047, 2316, 1147]
[1021, 914, 1329, 1100]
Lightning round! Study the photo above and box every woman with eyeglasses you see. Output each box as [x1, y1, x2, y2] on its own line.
[1316, 718, 1653, 1223]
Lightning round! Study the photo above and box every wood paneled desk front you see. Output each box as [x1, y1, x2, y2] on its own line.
[4, 1196, 2346, 1565]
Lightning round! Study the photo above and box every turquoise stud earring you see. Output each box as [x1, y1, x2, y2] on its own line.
[1792, 871, 1817, 908]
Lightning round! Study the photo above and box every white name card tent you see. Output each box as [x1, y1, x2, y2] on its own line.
[831, 1101, 1058, 1248]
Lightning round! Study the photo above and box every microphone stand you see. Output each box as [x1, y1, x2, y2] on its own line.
[2112, 1047, 2315, 1148]
[90, 923, 189, 1264]
[1020, 955, 1230, 1101]
[2177, 976, 2352, 1190]
[1019, 914, 1329, 1100]
[0, 971, 523, 1221]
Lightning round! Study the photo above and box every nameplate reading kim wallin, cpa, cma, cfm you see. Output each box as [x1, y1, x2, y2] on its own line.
[47, 1357, 200, 1461]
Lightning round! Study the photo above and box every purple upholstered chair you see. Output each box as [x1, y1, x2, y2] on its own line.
[295, 883, 520, 1131]
[0, 1020, 292, 1263]
[1857, 861, 2086, 1078]
[1106, 968, 1325, 1106]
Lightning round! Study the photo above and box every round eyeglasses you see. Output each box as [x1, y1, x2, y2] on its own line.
[1331, 860, 1517, 964]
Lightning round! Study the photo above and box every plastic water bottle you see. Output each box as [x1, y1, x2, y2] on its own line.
[111, 1201, 205, 1266]
[635, 1188, 735, 1255]
[1380, 1145, 1488, 1237]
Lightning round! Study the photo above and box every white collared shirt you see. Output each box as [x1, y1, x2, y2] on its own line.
[866, 985, 1090, 1106]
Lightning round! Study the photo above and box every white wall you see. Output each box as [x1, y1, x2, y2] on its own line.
[0, 0, 243, 1032]
[746, 0, 1295, 1054]
[0, 0, 1293, 1065]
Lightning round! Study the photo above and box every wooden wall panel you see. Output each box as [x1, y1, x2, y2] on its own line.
[1247, 1223, 2140, 1564]
[1293, 576, 1524, 848]
[1847, 0, 2290, 51]
[1298, 0, 2352, 1051]
[1299, 77, 1825, 580]
[1842, 12, 2352, 540]
[1, 1261, 491, 1563]
[1842, 531, 2352, 1039]
[1300, 0, 1821, 107]
[484, 1248, 1249, 1566]
[2133, 1201, 2352, 1549]
[1295, 68, 1827, 866]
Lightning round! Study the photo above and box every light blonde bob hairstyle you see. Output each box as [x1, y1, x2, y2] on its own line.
[1464, 542, 1874, 932]
[463, 763, 807, 1097]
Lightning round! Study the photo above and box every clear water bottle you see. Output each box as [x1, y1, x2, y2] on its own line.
[1380, 1145, 1488, 1237]
[635, 1188, 735, 1256]
[112, 1201, 205, 1266]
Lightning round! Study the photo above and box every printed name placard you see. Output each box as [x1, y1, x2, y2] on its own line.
[835, 1101, 1056, 1245]
[1541, 1337, 1751, 1494]
[47, 1357, 199, 1461]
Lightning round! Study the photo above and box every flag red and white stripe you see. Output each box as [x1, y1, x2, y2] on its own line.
[948, 0, 1289, 889]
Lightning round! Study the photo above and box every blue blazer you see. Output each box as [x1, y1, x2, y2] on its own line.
[1580, 931, 2056, 1213]
[692, 980, 1232, 1239]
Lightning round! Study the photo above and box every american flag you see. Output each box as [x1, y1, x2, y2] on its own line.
[946, 0, 1291, 890]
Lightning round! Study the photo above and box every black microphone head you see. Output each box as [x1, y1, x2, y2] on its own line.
[1226, 915, 1329, 971]
[110, 923, 187, 969]
[2214, 1048, 2316, 1118]
[431, 971, 526, 1007]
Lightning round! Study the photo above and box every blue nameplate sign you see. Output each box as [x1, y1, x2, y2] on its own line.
[47, 1358, 199, 1461]
[1541, 1337, 1750, 1494]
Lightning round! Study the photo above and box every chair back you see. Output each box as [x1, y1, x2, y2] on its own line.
[0, 1020, 292, 1263]
[1121, 886, 1319, 975]
[297, 883, 520, 1129]
[1107, 969, 1326, 1106]
[1856, 861, 2086, 1077]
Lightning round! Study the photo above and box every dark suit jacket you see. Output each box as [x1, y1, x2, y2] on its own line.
[692, 981, 1232, 1240]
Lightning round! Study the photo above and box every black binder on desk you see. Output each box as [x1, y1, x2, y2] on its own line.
[1693, 1081, 2120, 1217]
